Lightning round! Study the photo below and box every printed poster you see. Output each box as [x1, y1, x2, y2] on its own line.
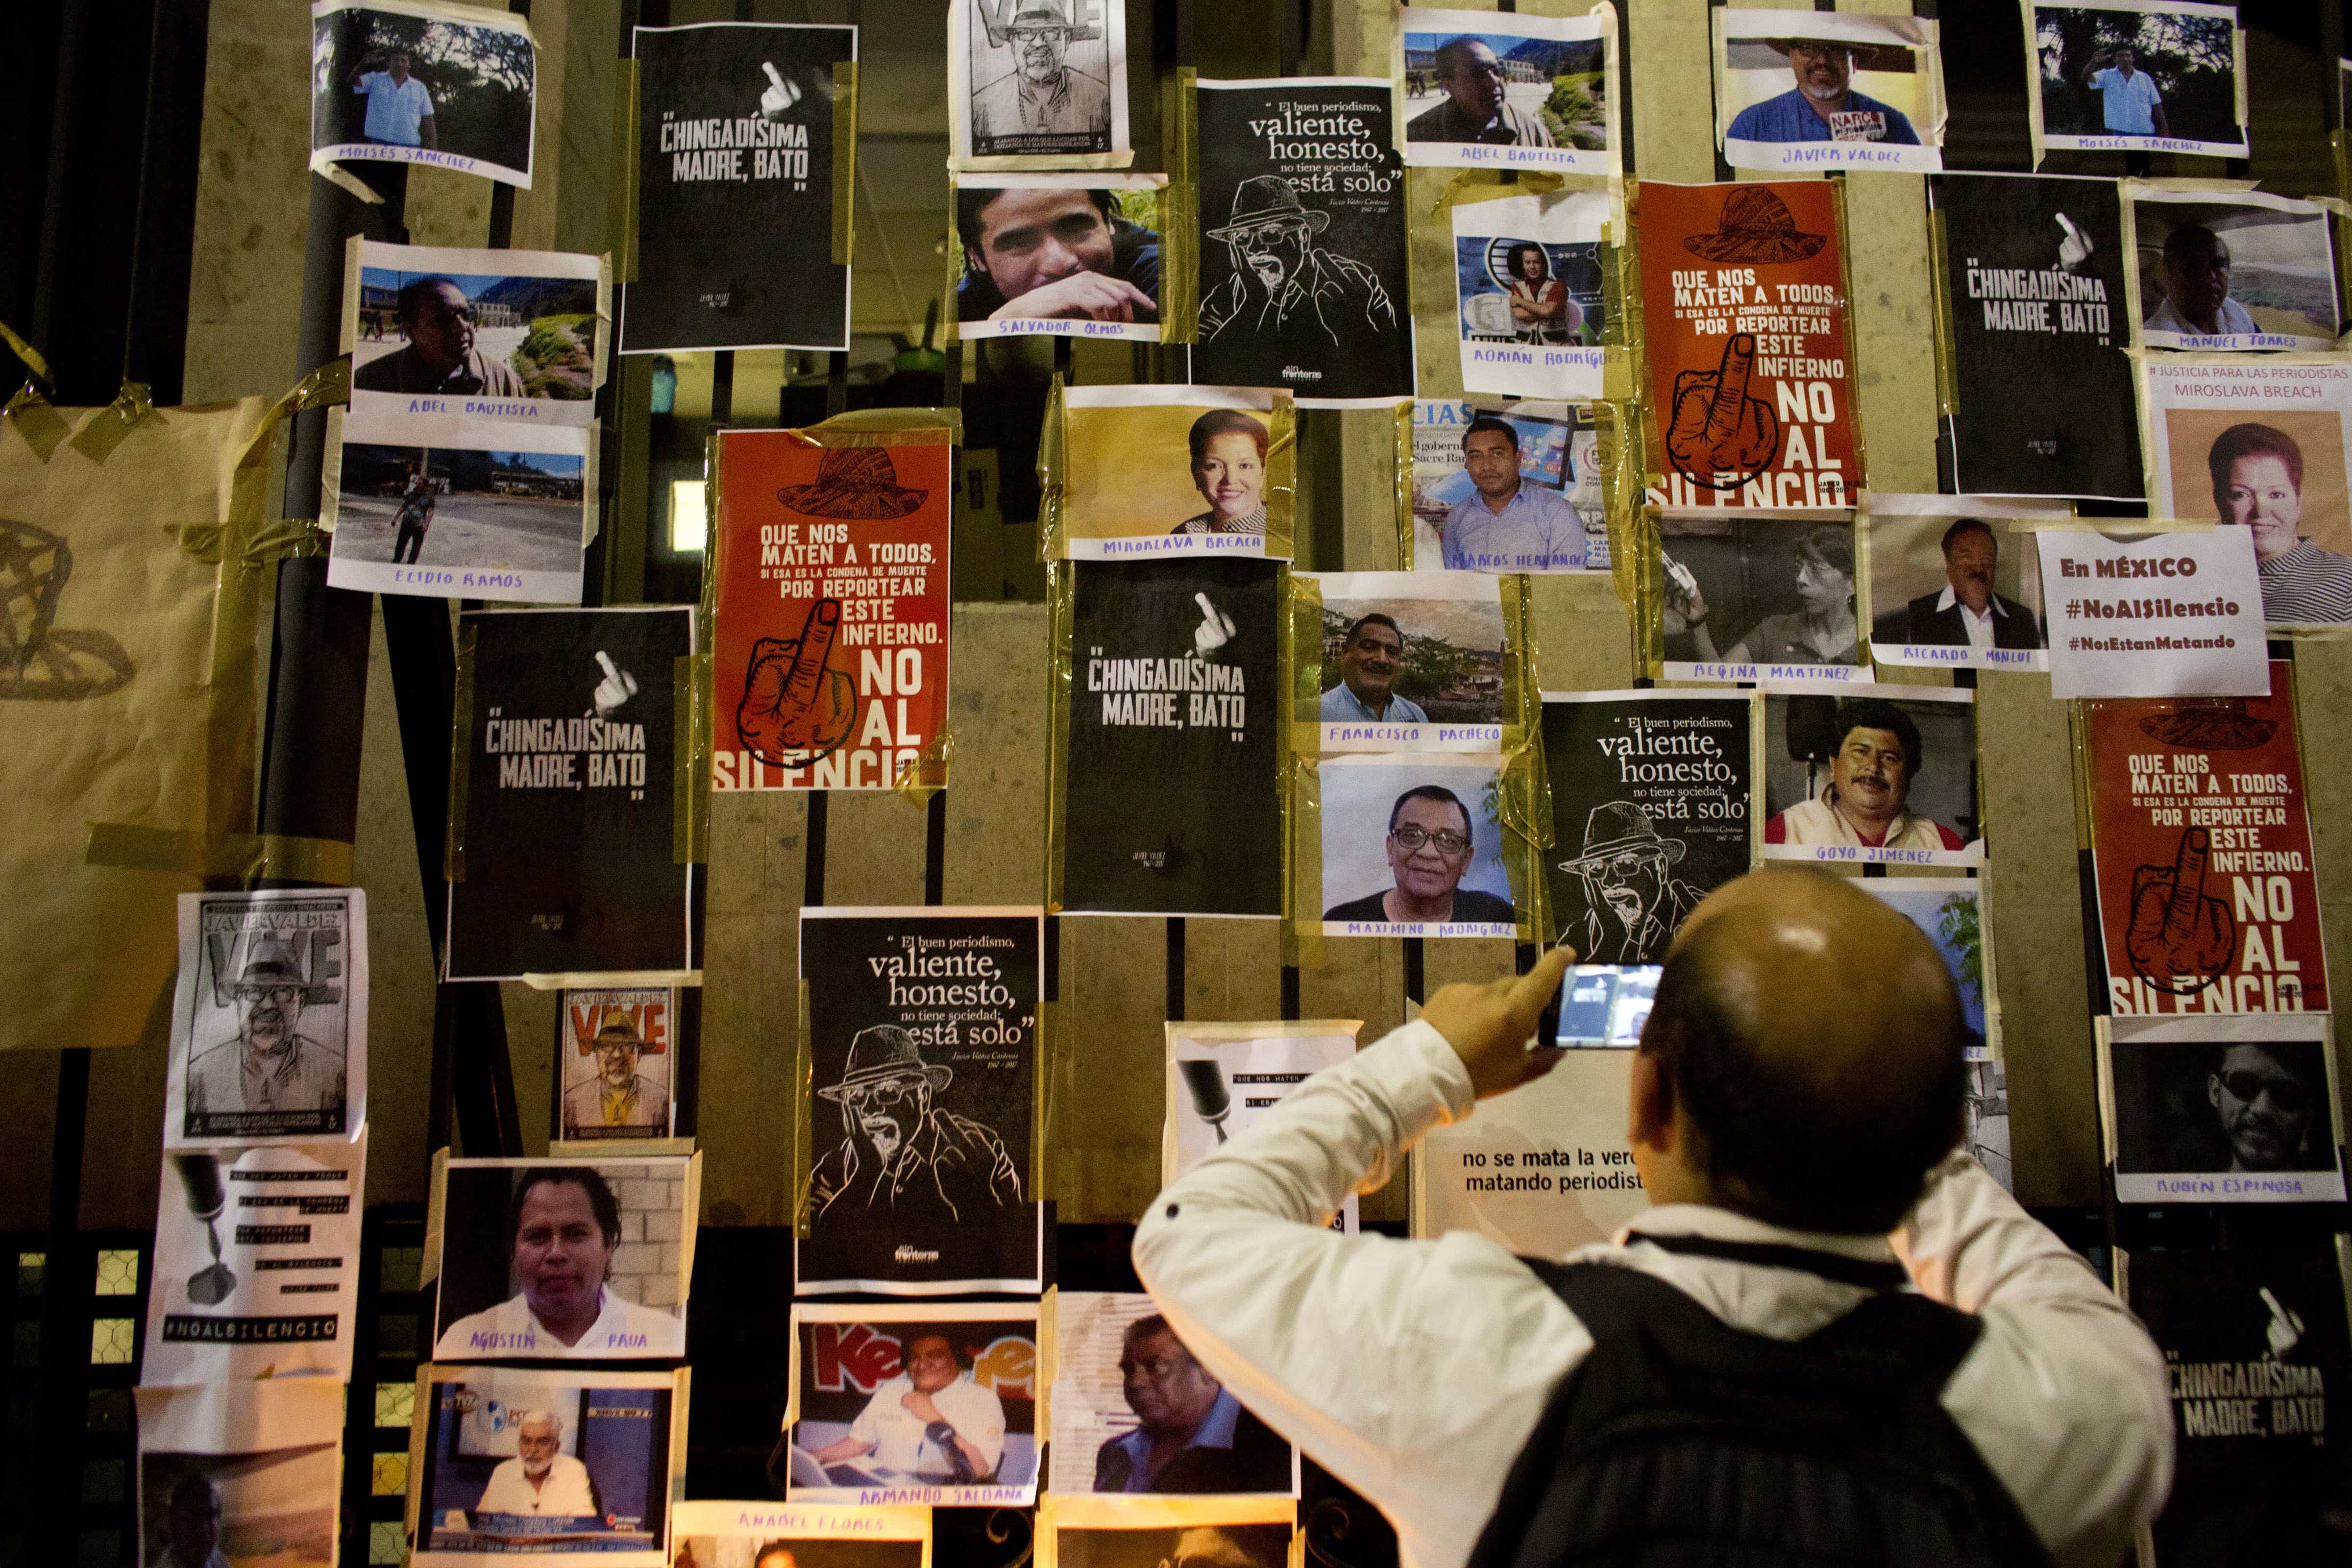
[1408, 398, 1607, 573]
[1451, 191, 1608, 401]
[785, 1302, 1039, 1507]
[1396, 5, 1614, 173]
[1413, 1051, 1651, 1254]
[2029, 0, 2249, 160]
[623, 22, 856, 354]
[1715, 10, 1943, 173]
[325, 408, 592, 604]
[948, 0, 1130, 167]
[1929, 172, 2141, 501]
[1865, 494, 2058, 673]
[445, 608, 698, 982]
[2037, 527, 2267, 698]
[796, 908, 1044, 1295]
[141, 1133, 366, 1384]
[1047, 1293, 1299, 1498]
[1540, 691, 1755, 963]
[2082, 665, 2331, 1016]
[345, 239, 605, 427]
[2139, 356, 2352, 631]
[406, 1365, 685, 1568]
[1060, 558, 1283, 917]
[2128, 186, 2338, 353]
[1163, 1021, 1360, 1232]
[1636, 179, 1860, 511]
[555, 988, 678, 1144]
[710, 429, 953, 791]
[2100, 1015, 2345, 1203]
[164, 889, 367, 1149]
[1194, 78, 1413, 408]
[2119, 1241, 2352, 1565]
[310, 0, 538, 188]
[137, 1380, 345, 1568]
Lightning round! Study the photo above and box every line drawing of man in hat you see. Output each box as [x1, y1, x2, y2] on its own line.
[968, 0, 1110, 149]
[1556, 802, 1702, 963]
[562, 1010, 667, 1136]
[1200, 176, 1396, 352]
[186, 934, 345, 1129]
[808, 1026, 1023, 1231]
[1726, 35, 1920, 146]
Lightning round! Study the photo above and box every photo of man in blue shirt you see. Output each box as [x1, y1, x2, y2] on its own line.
[347, 49, 438, 149]
[1727, 36, 1919, 146]
[2082, 44, 2168, 137]
[1440, 416, 1586, 572]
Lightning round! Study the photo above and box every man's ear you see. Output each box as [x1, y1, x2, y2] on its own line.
[1627, 1046, 1674, 1155]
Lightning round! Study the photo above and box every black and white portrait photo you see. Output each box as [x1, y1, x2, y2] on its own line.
[165, 888, 366, 1148]
[1048, 1293, 1299, 1499]
[1659, 515, 1867, 683]
[796, 908, 1044, 1295]
[430, 1156, 697, 1360]
[310, 0, 538, 188]
[950, 0, 1129, 165]
[2103, 1015, 2347, 1203]
[1193, 78, 1412, 407]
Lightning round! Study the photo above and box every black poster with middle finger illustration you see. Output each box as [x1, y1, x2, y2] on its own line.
[622, 22, 857, 354]
[445, 607, 701, 981]
[1059, 557, 1284, 915]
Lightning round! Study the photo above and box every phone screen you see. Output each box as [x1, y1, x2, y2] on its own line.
[1541, 963, 1661, 1048]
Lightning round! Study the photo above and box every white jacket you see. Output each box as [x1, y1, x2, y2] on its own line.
[1133, 1020, 2173, 1568]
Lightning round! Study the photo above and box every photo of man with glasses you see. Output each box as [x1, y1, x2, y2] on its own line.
[185, 937, 346, 1135]
[354, 276, 529, 399]
[2204, 1042, 2328, 1174]
[1322, 784, 1518, 927]
[808, 1026, 1024, 1232]
[1726, 35, 1920, 146]
[2113, 1031, 2343, 1194]
[967, 0, 1111, 155]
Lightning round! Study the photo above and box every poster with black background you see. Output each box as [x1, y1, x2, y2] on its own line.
[1062, 558, 1283, 915]
[1194, 78, 1413, 407]
[1931, 172, 2142, 501]
[446, 607, 699, 981]
[623, 23, 855, 354]
[797, 908, 1043, 1294]
[2120, 1243, 2351, 1566]
[1541, 691, 1754, 962]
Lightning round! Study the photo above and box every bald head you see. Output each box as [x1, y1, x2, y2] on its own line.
[1635, 868, 1968, 1233]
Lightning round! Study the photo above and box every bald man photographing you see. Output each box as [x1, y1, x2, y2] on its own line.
[1134, 869, 2170, 1568]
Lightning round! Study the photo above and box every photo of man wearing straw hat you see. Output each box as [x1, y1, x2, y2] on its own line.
[808, 1027, 1024, 1233]
[1726, 34, 1920, 147]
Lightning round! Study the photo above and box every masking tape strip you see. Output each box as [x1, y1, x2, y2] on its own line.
[1286, 573, 1326, 743]
[1044, 560, 1076, 912]
[84, 823, 355, 885]
[1828, 177, 1868, 499]
[1925, 204, 1961, 423]
[169, 517, 331, 565]
[789, 406, 965, 446]
[2, 385, 69, 461]
[1393, 400, 1416, 570]
[1500, 572, 1542, 747]
[674, 649, 711, 866]
[1262, 395, 1299, 561]
[1038, 374, 1067, 558]
[1497, 730, 1551, 943]
[619, 59, 641, 285]
[0, 318, 54, 389]
[943, 181, 967, 346]
[1038, 996, 1065, 1201]
[1159, 70, 1200, 344]
[1286, 752, 1325, 967]
[832, 61, 859, 268]
[2021, 3, 2048, 172]
[1154, 180, 1190, 348]
[446, 619, 479, 884]
[1029, 990, 1050, 1204]
[318, 161, 387, 205]
[520, 969, 705, 992]
[794, 976, 816, 1238]
[1276, 564, 1298, 938]
[892, 724, 954, 804]
[66, 381, 157, 466]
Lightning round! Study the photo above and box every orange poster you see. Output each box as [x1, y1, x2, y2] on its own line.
[709, 429, 953, 791]
[1636, 179, 1861, 510]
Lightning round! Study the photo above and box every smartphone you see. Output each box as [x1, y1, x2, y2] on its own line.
[1534, 962, 1661, 1050]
